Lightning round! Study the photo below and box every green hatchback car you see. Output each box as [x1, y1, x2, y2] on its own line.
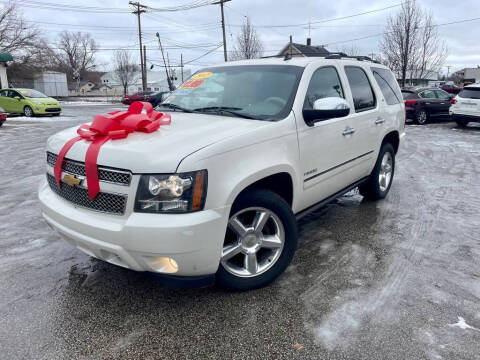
[0, 88, 61, 117]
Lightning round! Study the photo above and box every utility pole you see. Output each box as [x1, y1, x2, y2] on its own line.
[143, 45, 147, 89]
[156, 32, 174, 91]
[130, 1, 147, 90]
[446, 65, 452, 78]
[213, 0, 231, 62]
[180, 53, 184, 82]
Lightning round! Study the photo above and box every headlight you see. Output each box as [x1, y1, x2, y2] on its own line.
[134, 170, 207, 213]
[33, 101, 43, 105]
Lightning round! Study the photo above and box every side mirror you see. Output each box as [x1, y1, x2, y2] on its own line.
[303, 97, 350, 126]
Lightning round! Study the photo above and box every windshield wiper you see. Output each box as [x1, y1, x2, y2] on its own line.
[158, 103, 193, 113]
[192, 106, 257, 119]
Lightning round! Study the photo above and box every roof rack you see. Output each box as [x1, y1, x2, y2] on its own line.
[325, 53, 381, 64]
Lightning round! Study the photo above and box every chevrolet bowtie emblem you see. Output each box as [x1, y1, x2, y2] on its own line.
[63, 174, 81, 187]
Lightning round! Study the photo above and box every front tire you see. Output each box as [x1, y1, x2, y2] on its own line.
[216, 189, 297, 291]
[359, 143, 395, 201]
[23, 106, 34, 117]
[414, 109, 428, 125]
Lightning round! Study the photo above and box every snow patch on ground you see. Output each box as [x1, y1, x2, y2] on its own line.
[61, 101, 121, 106]
[5, 116, 78, 122]
[448, 317, 480, 332]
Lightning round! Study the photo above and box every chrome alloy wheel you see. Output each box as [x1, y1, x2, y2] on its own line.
[24, 106, 33, 117]
[379, 152, 393, 192]
[221, 207, 285, 278]
[417, 110, 427, 124]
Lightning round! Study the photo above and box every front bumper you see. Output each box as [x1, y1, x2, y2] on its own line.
[39, 179, 230, 276]
[32, 104, 61, 114]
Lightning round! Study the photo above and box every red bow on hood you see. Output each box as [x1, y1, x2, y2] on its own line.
[54, 101, 171, 200]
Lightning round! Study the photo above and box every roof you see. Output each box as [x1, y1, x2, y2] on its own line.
[465, 83, 480, 88]
[210, 56, 389, 69]
[0, 52, 13, 62]
[291, 43, 330, 57]
[401, 87, 448, 93]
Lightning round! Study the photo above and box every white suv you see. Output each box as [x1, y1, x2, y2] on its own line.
[39, 56, 405, 290]
[450, 83, 480, 127]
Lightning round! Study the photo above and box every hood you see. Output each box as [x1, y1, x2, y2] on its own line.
[31, 97, 58, 105]
[47, 112, 268, 173]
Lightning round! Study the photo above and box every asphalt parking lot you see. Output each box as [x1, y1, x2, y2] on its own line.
[1, 104, 479, 359]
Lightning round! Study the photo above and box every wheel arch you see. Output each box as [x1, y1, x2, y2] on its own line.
[381, 130, 400, 154]
[227, 170, 295, 210]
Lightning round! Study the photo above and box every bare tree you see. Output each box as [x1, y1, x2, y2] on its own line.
[0, 2, 58, 83]
[335, 44, 361, 57]
[112, 50, 140, 95]
[55, 31, 98, 81]
[414, 12, 448, 81]
[230, 17, 263, 60]
[381, 0, 447, 87]
[381, 0, 421, 87]
[0, 2, 39, 53]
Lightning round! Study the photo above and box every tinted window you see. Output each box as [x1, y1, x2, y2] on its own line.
[345, 66, 376, 111]
[0, 90, 7, 97]
[372, 71, 400, 105]
[419, 90, 436, 99]
[372, 67, 401, 105]
[8, 90, 20, 98]
[434, 90, 450, 100]
[459, 87, 480, 99]
[303, 66, 344, 110]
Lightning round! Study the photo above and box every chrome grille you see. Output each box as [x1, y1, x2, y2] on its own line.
[47, 174, 127, 215]
[47, 152, 131, 185]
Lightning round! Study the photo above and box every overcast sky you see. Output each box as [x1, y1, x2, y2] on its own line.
[17, 0, 480, 75]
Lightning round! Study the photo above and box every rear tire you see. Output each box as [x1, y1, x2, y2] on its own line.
[23, 106, 34, 117]
[216, 189, 297, 291]
[359, 143, 395, 201]
[414, 109, 428, 125]
[456, 120, 469, 128]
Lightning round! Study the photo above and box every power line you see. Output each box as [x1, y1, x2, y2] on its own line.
[228, 2, 408, 28]
[184, 44, 223, 64]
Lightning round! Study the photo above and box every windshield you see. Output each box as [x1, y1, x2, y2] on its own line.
[19, 89, 48, 98]
[160, 65, 304, 120]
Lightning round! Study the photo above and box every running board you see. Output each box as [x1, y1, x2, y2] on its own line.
[295, 177, 369, 220]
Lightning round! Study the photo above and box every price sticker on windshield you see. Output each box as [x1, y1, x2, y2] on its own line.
[180, 79, 204, 89]
[192, 72, 213, 80]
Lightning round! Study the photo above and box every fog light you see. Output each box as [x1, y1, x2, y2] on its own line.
[145, 256, 179, 273]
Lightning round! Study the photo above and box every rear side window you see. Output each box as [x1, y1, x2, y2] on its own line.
[303, 66, 344, 110]
[344, 66, 376, 112]
[459, 87, 480, 99]
[371, 67, 401, 105]
[434, 90, 450, 100]
[419, 90, 436, 99]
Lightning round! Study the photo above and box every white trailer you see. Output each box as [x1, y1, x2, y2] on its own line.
[34, 71, 68, 97]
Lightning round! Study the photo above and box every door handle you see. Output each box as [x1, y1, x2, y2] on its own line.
[375, 118, 385, 125]
[342, 127, 355, 136]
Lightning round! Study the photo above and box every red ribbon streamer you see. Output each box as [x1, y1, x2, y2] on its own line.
[54, 101, 171, 200]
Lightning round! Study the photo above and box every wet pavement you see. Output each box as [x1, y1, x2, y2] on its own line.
[1, 105, 479, 359]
